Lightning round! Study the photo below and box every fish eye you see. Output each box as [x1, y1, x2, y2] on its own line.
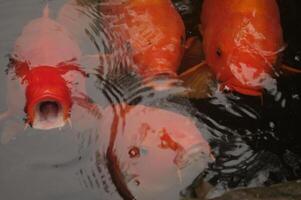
[129, 146, 140, 158]
[216, 48, 222, 57]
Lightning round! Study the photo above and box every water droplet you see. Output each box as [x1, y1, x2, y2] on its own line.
[294, 55, 300, 62]
[269, 122, 275, 129]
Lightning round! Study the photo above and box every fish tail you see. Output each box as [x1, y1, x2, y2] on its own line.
[42, 3, 50, 18]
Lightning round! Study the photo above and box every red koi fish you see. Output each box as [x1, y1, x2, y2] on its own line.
[100, 0, 186, 77]
[6, 5, 90, 129]
[185, 0, 284, 96]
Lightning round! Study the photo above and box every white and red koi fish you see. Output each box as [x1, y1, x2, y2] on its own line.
[93, 104, 213, 200]
[2, 5, 98, 130]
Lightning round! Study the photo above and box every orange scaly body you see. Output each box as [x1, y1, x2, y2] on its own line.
[101, 0, 185, 76]
[201, 0, 283, 96]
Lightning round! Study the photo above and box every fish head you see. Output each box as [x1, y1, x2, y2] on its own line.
[202, 8, 283, 96]
[24, 66, 72, 130]
[103, 105, 213, 200]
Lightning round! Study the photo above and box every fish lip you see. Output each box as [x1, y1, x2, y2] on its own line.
[32, 98, 65, 130]
[26, 95, 71, 130]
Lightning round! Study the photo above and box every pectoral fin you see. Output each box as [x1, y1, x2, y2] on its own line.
[79, 54, 115, 75]
[7, 58, 30, 79]
[1, 121, 24, 144]
[178, 37, 204, 74]
[195, 180, 214, 200]
[72, 94, 102, 119]
[0, 110, 10, 122]
[57, 61, 89, 77]
[179, 62, 216, 99]
[281, 64, 301, 74]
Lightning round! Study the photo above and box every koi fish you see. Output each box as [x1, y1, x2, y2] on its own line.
[81, 104, 213, 200]
[182, 0, 284, 96]
[203, 0, 285, 96]
[3, 5, 96, 130]
[100, 0, 186, 77]
[100, 0, 214, 96]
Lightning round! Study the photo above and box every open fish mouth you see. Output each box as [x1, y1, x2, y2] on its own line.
[31, 98, 67, 130]
[23, 67, 73, 130]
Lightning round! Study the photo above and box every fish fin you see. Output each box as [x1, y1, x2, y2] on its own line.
[198, 24, 203, 35]
[24, 123, 30, 130]
[221, 83, 263, 96]
[58, 63, 89, 77]
[195, 180, 213, 200]
[1, 122, 23, 144]
[67, 118, 72, 128]
[73, 94, 103, 119]
[7, 58, 30, 79]
[184, 36, 197, 49]
[209, 153, 215, 163]
[280, 64, 301, 74]
[178, 37, 204, 73]
[176, 168, 183, 184]
[0, 110, 10, 122]
[79, 54, 112, 74]
[178, 62, 215, 99]
[43, 3, 50, 18]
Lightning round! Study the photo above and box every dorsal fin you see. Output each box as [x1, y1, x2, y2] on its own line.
[42, 3, 50, 18]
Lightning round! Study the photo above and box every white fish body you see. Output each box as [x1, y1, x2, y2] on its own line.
[1, 5, 87, 134]
[99, 104, 213, 200]
[13, 5, 81, 67]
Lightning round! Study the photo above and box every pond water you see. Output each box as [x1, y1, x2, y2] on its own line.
[0, 0, 301, 200]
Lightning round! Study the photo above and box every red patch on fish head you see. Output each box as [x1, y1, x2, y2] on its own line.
[24, 66, 72, 125]
[159, 128, 183, 152]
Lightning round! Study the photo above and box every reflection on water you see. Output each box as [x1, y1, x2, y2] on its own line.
[0, 0, 301, 200]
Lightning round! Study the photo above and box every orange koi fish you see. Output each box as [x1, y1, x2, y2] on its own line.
[5, 5, 91, 129]
[187, 0, 284, 96]
[100, 0, 186, 77]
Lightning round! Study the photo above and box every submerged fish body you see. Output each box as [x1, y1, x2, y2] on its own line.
[97, 104, 212, 200]
[201, 0, 283, 96]
[7, 6, 88, 129]
[100, 0, 185, 77]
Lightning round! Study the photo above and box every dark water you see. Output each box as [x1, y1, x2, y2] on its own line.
[0, 0, 301, 200]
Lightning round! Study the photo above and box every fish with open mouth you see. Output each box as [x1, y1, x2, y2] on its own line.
[1, 5, 100, 131]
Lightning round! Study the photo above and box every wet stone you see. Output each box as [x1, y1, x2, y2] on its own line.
[183, 180, 301, 200]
